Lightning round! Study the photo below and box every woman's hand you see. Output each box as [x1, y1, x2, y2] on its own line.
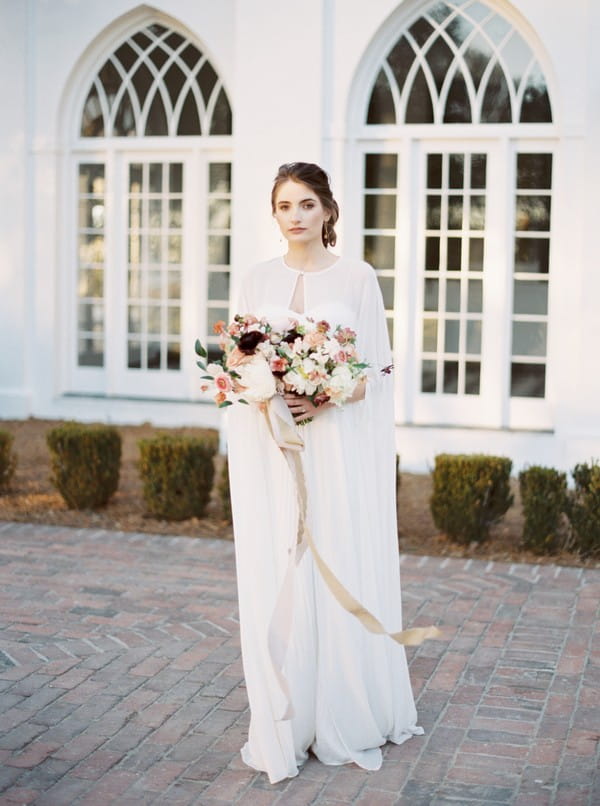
[283, 392, 332, 424]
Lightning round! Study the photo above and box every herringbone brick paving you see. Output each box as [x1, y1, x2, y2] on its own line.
[0, 521, 598, 805]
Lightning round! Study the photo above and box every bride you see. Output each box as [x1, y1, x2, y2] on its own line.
[227, 162, 424, 783]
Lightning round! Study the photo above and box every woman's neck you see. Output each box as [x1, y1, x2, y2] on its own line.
[284, 242, 338, 273]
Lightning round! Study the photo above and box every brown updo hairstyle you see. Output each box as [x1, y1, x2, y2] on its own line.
[271, 162, 340, 248]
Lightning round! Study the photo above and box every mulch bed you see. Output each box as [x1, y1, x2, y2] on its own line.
[0, 419, 594, 568]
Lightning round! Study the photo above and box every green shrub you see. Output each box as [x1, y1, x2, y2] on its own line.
[430, 453, 513, 544]
[217, 457, 232, 523]
[46, 422, 121, 509]
[0, 430, 16, 492]
[519, 466, 568, 554]
[569, 462, 600, 558]
[138, 434, 218, 520]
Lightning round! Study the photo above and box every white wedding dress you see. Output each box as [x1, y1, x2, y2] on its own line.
[227, 257, 422, 784]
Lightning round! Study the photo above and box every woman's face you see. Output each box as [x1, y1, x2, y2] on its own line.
[273, 179, 330, 246]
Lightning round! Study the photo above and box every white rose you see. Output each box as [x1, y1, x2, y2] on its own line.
[236, 354, 277, 402]
[325, 365, 355, 404]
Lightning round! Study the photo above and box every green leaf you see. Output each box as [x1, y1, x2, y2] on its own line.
[217, 400, 233, 408]
[196, 360, 206, 370]
[194, 339, 207, 358]
[200, 375, 214, 381]
[238, 398, 249, 405]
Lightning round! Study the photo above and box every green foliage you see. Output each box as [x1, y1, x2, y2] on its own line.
[217, 457, 232, 523]
[569, 461, 600, 558]
[0, 430, 17, 493]
[46, 422, 121, 509]
[138, 433, 218, 520]
[430, 454, 513, 544]
[519, 466, 568, 554]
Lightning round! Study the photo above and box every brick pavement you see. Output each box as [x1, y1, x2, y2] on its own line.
[0, 520, 598, 806]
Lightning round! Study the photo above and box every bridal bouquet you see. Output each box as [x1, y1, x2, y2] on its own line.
[195, 314, 368, 416]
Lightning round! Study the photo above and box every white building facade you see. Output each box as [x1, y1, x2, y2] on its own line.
[1, 0, 598, 472]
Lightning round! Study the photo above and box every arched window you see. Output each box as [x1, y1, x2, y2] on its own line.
[366, 2, 551, 125]
[71, 20, 232, 400]
[356, 0, 555, 430]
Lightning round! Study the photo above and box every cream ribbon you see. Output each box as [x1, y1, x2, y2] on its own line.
[264, 395, 441, 720]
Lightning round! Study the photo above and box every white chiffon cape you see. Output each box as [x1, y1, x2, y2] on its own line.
[227, 257, 422, 784]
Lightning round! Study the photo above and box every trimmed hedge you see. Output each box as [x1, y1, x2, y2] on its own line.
[430, 454, 513, 544]
[138, 434, 218, 520]
[569, 462, 600, 558]
[519, 466, 568, 554]
[217, 457, 232, 523]
[0, 430, 16, 493]
[46, 422, 121, 509]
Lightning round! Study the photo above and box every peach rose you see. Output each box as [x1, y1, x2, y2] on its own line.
[215, 391, 227, 405]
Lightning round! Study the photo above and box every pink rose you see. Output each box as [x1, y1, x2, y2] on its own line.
[335, 351, 348, 363]
[305, 331, 326, 348]
[269, 356, 288, 373]
[215, 373, 232, 392]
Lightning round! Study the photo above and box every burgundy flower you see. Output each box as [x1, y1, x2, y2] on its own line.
[238, 330, 265, 354]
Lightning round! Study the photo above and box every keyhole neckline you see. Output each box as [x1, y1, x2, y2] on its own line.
[281, 255, 342, 275]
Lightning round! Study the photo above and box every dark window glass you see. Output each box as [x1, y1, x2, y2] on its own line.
[449, 154, 464, 189]
[424, 278, 439, 311]
[377, 276, 395, 308]
[517, 154, 552, 190]
[177, 89, 202, 135]
[516, 196, 551, 231]
[426, 35, 454, 92]
[145, 92, 168, 136]
[363, 235, 395, 269]
[444, 69, 472, 123]
[209, 163, 232, 193]
[406, 66, 434, 123]
[421, 359, 437, 392]
[469, 238, 484, 271]
[425, 237, 440, 271]
[465, 361, 481, 395]
[210, 88, 233, 135]
[511, 363, 545, 397]
[198, 60, 218, 104]
[443, 361, 459, 393]
[427, 154, 442, 189]
[481, 62, 511, 122]
[364, 194, 397, 229]
[520, 64, 552, 123]
[426, 195, 441, 229]
[386, 35, 415, 95]
[365, 154, 398, 189]
[470, 154, 487, 189]
[447, 238, 462, 271]
[367, 69, 396, 124]
[514, 238, 549, 274]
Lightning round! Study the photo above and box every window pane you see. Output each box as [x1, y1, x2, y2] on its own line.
[364, 195, 396, 229]
[426, 195, 441, 229]
[149, 163, 163, 192]
[168, 199, 182, 229]
[208, 235, 230, 265]
[209, 163, 231, 193]
[444, 319, 460, 352]
[447, 238, 462, 271]
[365, 154, 398, 188]
[147, 342, 161, 370]
[148, 235, 161, 263]
[168, 270, 181, 299]
[79, 164, 105, 194]
[517, 154, 552, 190]
[364, 235, 395, 269]
[511, 363, 545, 397]
[208, 271, 230, 301]
[148, 270, 161, 299]
[516, 196, 551, 231]
[449, 154, 464, 189]
[377, 276, 395, 308]
[128, 340, 141, 369]
[79, 234, 105, 264]
[148, 199, 162, 228]
[167, 306, 180, 335]
[470, 154, 487, 189]
[448, 195, 463, 229]
[466, 320, 482, 353]
[78, 302, 103, 331]
[208, 308, 229, 333]
[78, 337, 103, 367]
[421, 359, 437, 393]
[128, 269, 142, 298]
[209, 198, 232, 229]
[427, 154, 442, 189]
[514, 238, 549, 274]
[169, 163, 183, 193]
[148, 306, 161, 335]
[512, 321, 547, 356]
[167, 342, 181, 370]
[469, 238, 484, 271]
[366, 68, 396, 124]
[422, 319, 438, 352]
[467, 279, 483, 312]
[424, 278, 439, 311]
[470, 196, 486, 229]
[443, 361, 459, 393]
[128, 305, 142, 334]
[425, 237, 440, 270]
[79, 200, 105, 229]
[513, 280, 548, 315]
[167, 235, 182, 264]
[446, 279, 460, 312]
[128, 198, 143, 229]
[78, 268, 104, 297]
[465, 361, 481, 395]
[129, 163, 142, 192]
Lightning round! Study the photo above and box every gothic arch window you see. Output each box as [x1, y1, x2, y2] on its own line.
[71, 20, 232, 400]
[366, 1, 552, 125]
[356, 0, 556, 431]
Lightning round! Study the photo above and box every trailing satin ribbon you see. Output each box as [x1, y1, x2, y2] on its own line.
[264, 394, 441, 720]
